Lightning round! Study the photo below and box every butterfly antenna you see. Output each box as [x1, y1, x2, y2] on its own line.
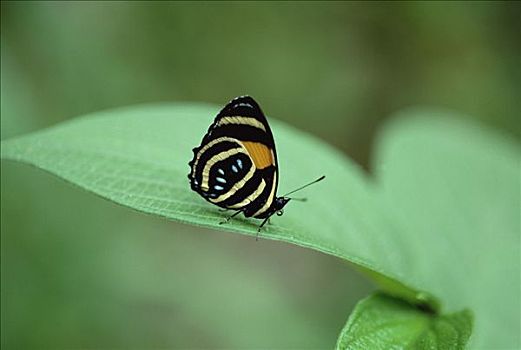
[282, 175, 325, 197]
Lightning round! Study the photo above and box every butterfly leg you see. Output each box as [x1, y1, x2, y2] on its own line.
[219, 209, 242, 225]
[256, 217, 271, 241]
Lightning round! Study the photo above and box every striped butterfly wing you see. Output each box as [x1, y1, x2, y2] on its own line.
[189, 96, 279, 218]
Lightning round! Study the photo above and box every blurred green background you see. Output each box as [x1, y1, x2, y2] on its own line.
[1, 1, 519, 348]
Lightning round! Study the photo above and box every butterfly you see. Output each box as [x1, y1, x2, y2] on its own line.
[188, 96, 324, 237]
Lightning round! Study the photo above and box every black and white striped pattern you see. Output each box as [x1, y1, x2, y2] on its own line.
[188, 96, 279, 219]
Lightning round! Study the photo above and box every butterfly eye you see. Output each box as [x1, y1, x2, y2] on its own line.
[277, 210, 284, 216]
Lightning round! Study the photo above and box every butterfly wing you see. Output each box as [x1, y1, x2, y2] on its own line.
[188, 96, 279, 218]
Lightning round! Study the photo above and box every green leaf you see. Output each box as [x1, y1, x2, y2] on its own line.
[374, 110, 520, 348]
[0, 103, 431, 306]
[2, 104, 518, 348]
[336, 293, 472, 350]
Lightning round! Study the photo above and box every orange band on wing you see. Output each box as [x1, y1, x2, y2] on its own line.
[241, 141, 275, 169]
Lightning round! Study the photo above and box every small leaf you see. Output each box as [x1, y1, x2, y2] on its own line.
[336, 293, 472, 350]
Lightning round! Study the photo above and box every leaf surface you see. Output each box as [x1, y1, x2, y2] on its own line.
[0, 103, 427, 303]
[336, 293, 472, 350]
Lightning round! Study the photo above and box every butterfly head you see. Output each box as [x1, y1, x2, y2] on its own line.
[273, 197, 291, 216]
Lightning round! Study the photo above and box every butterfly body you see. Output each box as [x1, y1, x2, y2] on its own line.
[188, 96, 288, 224]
